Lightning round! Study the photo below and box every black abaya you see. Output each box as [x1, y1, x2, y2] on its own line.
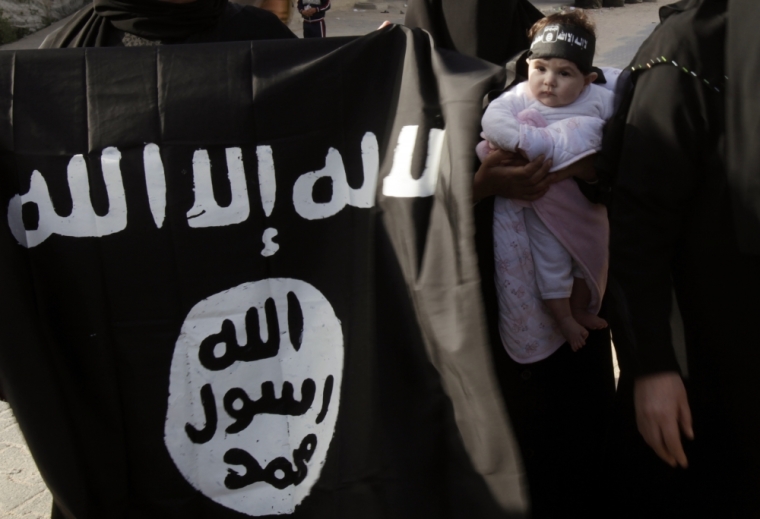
[605, 0, 760, 514]
[406, 1, 617, 516]
[474, 196, 615, 519]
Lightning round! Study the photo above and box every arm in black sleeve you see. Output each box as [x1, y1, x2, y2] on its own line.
[574, 174, 611, 205]
[609, 66, 709, 378]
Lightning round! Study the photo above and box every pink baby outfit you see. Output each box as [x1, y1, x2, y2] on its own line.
[480, 72, 617, 363]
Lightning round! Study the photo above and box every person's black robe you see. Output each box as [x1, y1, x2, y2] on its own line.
[406, 2, 616, 517]
[603, 0, 760, 515]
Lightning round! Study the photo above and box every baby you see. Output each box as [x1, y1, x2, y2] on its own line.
[479, 10, 615, 353]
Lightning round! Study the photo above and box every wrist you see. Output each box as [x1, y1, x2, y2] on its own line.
[634, 371, 682, 385]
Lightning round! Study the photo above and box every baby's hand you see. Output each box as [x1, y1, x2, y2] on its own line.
[476, 139, 508, 163]
[516, 108, 548, 128]
[472, 149, 554, 203]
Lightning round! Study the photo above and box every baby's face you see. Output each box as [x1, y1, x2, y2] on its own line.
[527, 58, 595, 108]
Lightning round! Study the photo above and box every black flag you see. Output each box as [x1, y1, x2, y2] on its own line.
[0, 27, 526, 518]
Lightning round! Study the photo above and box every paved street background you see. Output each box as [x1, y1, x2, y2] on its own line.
[0, 1, 660, 516]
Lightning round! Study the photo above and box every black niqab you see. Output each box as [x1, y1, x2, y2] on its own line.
[41, 0, 228, 48]
[404, 0, 542, 65]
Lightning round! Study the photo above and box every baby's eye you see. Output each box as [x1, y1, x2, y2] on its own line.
[538, 66, 546, 72]
[560, 71, 570, 77]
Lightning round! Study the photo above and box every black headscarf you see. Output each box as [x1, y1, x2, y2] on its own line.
[41, 0, 228, 48]
[404, 0, 543, 65]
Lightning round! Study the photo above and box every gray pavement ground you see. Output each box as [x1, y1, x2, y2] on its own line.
[0, 14, 72, 50]
[0, 403, 51, 518]
[0, 1, 660, 516]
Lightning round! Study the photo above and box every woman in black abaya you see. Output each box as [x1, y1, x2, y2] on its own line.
[602, 0, 760, 516]
[406, 2, 617, 517]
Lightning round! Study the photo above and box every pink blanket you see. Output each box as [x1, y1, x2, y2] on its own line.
[493, 179, 608, 363]
[532, 179, 608, 313]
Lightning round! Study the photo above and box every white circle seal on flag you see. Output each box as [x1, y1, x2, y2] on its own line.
[165, 278, 343, 516]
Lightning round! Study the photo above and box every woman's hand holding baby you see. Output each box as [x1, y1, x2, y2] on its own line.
[554, 154, 597, 182]
[473, 149, 554, 203]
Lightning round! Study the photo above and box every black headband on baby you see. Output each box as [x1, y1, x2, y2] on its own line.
[526, 23, 596, 73]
